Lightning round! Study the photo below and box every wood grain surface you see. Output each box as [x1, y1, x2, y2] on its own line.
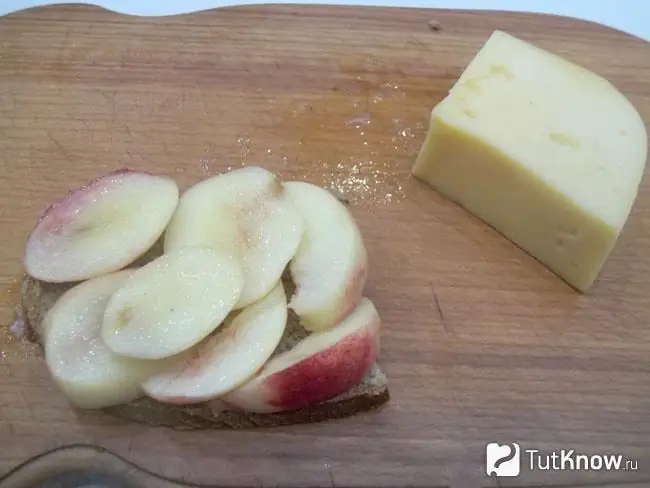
[0, 4, 649, 488]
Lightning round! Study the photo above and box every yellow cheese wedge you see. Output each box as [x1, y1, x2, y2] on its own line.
[412, 30, 648, 291]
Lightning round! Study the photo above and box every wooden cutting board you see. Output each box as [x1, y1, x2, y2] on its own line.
[1, 4, 649, 488]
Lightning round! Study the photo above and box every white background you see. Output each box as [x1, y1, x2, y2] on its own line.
[1, 1, 649, 41]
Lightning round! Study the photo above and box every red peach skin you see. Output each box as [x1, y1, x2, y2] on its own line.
[223, 298, 380, 413]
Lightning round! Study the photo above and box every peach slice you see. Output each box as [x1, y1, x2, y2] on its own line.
[44, 270, 179, 409]
[102, 247, 243, 360]
[142, 281, 288, 404]
[283, 181, 368, 331]
[24, 169, 179, 283]
[222, 298, 380, 413]
[164, 166, 303, 309]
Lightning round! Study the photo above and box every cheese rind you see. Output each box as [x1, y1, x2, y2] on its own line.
[413, 31, 647, 291]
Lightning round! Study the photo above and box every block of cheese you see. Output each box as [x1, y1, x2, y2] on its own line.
[412, 30, 648, 291]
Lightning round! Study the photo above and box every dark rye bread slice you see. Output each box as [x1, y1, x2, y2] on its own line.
[20, 244, 389, 429]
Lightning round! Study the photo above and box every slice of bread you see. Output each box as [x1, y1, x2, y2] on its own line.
[20, 244, 389, 429]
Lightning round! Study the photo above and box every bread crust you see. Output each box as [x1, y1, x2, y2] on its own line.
[21, 272, 389, 430]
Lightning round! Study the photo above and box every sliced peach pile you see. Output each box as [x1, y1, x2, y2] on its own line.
[25, 166, 381, 411]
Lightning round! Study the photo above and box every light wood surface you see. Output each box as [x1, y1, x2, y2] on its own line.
[1, 4, 650, 488]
